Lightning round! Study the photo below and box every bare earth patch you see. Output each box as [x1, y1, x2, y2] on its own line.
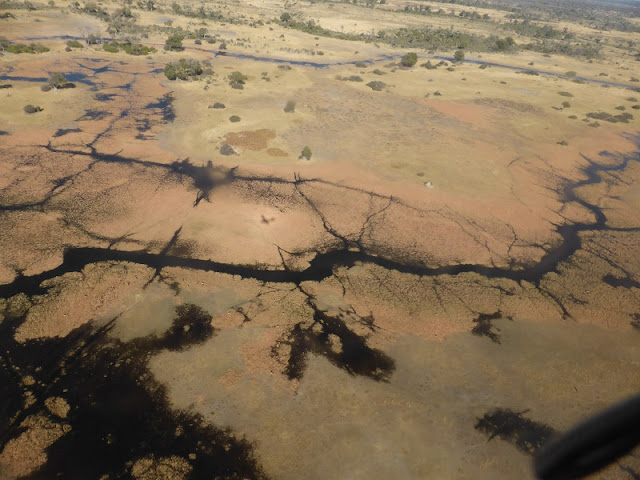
[224, 129, 277, 151]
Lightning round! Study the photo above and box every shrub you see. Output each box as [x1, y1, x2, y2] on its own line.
[229, 115, 241, 122]
[454, 49, 465, 62]
[372, 69, 386, 75]
[194, 39, 201, 45]
[558, 91, 573, 97]
[112, 6, 132, 17]
[568, 115, 577, 119]
[103, 43, 119, 53]
[164, 33, 184, 51]
[400, 52, 418, 67]
[66, 40, 83, 48]
[632, 105, 640, 110]
[586, 111, 633, 123]
[562, 101, 571, 108]
[280, 12, 291, 22]
[229, 71, 247, 83]
[347, 75, 363, 82]
[47, 72, 67, 88]
[122, 43, 155, 56]
[24, 104, 43, 113]
[228, 71, 247, 89]
[615, 105, 626, 111]
[355, 61, 367, 68]
[300, 146, 312, 160]
[626, 97, 638, 102]
[209, 102, 225, 109]
[565, 71, 577, 77]
[366, 81, 386, 91]
[284, 100, 296, 112]
[3, 41, 49, 54]
[163, 58, 203, 80]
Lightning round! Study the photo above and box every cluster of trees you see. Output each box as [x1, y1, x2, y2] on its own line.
[588, 17, 640, 34]
[332, 0, 386, 8]
[0, 36, 49, 53]
[228, 71, 247, 89]
[522, 40, 601, 59]
[69, 1, 141, 37]
[401, 5, 491, 22]
[422, 0, 640, 34]
[134, 0, 154, 11]
[0, 0, 41, 10]
[169, 2, 242, 25]
[278, 15, 364, 41]
[163, 58, 203, 80]
[389, 28, 516, 53]
[279, 15, 514, 54]
[40, 72, 75, 90]
[424, 0, 496, 9]
[279, 10, 602, 59]
[503, 20, 572, 40]
[164, 33, 184, 51]
[71, 1, 110, 21]
[103, 41, 155, 55]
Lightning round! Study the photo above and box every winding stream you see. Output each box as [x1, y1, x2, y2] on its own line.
[6, 34, 640, 90]
[2, 136, 639, 308]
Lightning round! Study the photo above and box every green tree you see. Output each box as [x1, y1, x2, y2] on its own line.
[280, 12, 291, 22]
[400, 52, 418, 67]
[163, 58, 203, 80]
[228, 71, 247, 89]
[454, 49, 465, 62]
[300, 146, 312, 160]
[164, 33, 184, 51]
[47, 72, 68, 88]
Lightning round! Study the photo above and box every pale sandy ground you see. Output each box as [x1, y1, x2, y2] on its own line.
[1, 2, 640, 479]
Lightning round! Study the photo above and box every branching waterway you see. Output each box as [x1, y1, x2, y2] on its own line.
[1, 51, 639, 479]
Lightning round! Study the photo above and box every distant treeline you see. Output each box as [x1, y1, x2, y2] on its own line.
[279, 17, 602, 59]
[408, 0, 640, 31]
